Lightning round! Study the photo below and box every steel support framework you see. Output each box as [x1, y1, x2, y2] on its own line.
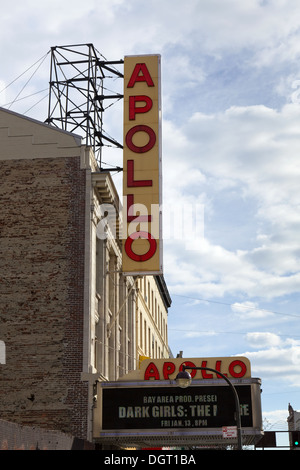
[45, 43, 123, 169]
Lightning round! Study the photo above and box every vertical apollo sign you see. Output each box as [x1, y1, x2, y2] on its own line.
[122, 55, 162, 274]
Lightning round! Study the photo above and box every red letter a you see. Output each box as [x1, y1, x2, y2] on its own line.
[127, 63, 155, 88]
[144, 362, 160, 380]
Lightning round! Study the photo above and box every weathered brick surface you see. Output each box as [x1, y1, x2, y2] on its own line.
[0, 419, 94, 450]
[0, 156, 88, 439]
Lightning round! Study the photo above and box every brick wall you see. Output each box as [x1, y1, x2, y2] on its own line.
[0, 419, 94, 450]
[0, 155, 88, 439]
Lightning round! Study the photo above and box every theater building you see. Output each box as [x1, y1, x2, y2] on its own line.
[0, 107, 171, 444]
[136, 275, 171, 364]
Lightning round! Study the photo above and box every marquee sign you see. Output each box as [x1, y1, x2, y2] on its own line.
[122, 55, 162, 275]
[102, 384, 253, 430]
[140, 357, 251, 381]
[93, 378, 263, 446]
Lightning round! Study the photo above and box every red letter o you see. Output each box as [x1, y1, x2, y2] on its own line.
[125, 231, 157, 262]
[126, 125, 156, 153]
[228, 360, 247, 378]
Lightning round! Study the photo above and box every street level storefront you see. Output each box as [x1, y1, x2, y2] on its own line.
[93, 357, 263, 448]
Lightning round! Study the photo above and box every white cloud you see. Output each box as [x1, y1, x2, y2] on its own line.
[3, 0, 300, 82]
[231, 302, 273, 320]
[241, 341, 300, 387]
[164, 231, 300, 301]
[184, 330, 217, 339]
[162, 100, 300, 300]
[246, 332, 281, 348]
[183, 104, 300, 193]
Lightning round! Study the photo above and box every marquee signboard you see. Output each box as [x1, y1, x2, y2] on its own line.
[122, 54, 162, 275]
[102, 384, 253, 430]
[140, 357, 251, 381]
[93, 379, 263, 446]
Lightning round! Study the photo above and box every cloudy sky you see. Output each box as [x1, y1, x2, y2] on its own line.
[1, 0, 300, 434]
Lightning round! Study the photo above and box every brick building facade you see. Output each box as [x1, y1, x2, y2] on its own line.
[0, 107, 171, 445]
[0, 108, 90, 439]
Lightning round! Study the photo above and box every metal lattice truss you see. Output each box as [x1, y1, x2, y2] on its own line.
[45, 43, 123, 168]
